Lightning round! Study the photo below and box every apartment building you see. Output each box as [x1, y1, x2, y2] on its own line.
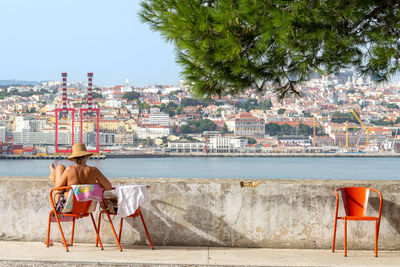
[234, 112, 265, 137]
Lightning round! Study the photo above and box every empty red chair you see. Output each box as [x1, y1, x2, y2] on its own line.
[96, 187, 154, 251]
[46, 186, 104, 252]
[332, 187, 382, 257]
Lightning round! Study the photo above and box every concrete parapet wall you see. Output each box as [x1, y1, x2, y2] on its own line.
[0, 177, 399, 250]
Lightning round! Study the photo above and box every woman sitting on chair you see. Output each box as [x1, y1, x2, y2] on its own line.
[49, 143, 112, 212]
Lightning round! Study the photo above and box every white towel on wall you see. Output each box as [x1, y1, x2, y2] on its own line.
[116, 185, 150, 218]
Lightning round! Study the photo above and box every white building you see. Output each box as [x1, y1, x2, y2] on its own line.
[142, 112, 170, 127]
[105, 99, 122, 108]
[0, 126, 5, 143]
[15, 116, 30, 132]
[167, 141, 206, 152]
[209, 136, 248, 150]
[136, 125, 170, 139]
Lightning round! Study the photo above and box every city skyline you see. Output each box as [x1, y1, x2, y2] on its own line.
[0, 0, 181, 87]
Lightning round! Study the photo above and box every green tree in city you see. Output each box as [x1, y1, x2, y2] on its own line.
[298, 123, 313, 136]
[90, 92, 103, 99]
[330, 111, 358, 124]
[140, 0, 400, 99]
[160, 102, 178, 116]
[247, 137, 257, 144]
[180, 119, 217, 134]
[161, 136, 168, 144]
[122, 91, 140, 102]
[277, 108, 286, 115]
[385, 103, 399, 109]
[265, 123, 281, 136]
[222, 123, 229, 133]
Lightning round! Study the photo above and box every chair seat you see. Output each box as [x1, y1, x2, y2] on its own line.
[337, 216, 378, 221]
[57, 213, 90, 217]
[107, 209, 141, 217]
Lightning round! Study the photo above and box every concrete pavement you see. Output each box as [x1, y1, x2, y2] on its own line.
[0, 241, 400, 266]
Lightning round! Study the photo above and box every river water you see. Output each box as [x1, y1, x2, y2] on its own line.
[0, 157, 399, 180]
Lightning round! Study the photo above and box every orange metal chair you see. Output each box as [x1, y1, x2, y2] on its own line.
[332, 187, 382, 257]
[96, 187, 154, 251]
[46, 186, 104, 252]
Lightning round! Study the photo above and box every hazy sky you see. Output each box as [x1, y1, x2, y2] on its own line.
[0, 0, 181, 86]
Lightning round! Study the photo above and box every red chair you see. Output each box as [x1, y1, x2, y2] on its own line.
[96, 187, 154, 251]
[46, 186, 104, 252]
[332, 187, 382, 257]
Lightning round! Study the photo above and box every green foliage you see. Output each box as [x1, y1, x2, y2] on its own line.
[140, 0, 400, 99]
[222, 123, 229, 133]
[90, 92, 103, 99]
[181, 98, 215, 107]
[180, 119, 217, 134]
[247, 137, 257, 144]
[277, 108, 286, 115]
[0, 89, 50, 98]
[372, 118, 394, 126]
[239, 98, 272, 112]
[122, 91, 140, 102]
[330, 112, 360, 124]
[384, 103, 399, 109]
[161, 136, 168, 144]
[160, 102, 178, 116]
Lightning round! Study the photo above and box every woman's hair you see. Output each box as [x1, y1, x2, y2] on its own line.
[73, 155, 86, 165]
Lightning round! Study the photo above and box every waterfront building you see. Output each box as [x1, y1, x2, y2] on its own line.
[278, 136, 311, 147]
[234, 112, 265, 137]
[209, 136, 247, 152]
[12, 130, 72, 145]
[313, 136, 335, 147]
[331, 132, 366, 147]
[114, 133, 134, 145]
[167, 141, 206, 153]
[136, 125, 170, 139]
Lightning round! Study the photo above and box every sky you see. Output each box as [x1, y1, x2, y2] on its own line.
[0, 0, 181, 86]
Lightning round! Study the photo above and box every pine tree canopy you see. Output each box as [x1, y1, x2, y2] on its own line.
[139, 0, 400, 99]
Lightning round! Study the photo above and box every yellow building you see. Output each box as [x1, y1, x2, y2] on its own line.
[99, 120, 125, 132]
[124, 119, 137, 133]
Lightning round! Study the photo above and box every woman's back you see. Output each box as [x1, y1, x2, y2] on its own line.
[68, 165, 97, 185]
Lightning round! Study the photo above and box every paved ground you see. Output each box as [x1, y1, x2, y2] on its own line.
[0, 241, 400, 266]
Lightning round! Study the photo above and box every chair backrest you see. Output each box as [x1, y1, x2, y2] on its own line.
[337, 187, 369, 216]
[71, 193, 93, 214]
[50, 185, 100, 215]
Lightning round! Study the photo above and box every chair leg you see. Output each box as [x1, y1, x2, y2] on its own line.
[90, 213, 103, 250]
[96, 210, 103, 247]
[118, 218, 124, 243]
[375, 219, 379, 257]
[47, 211, 53, 247]
[344, 218, 347, 257]
[332, 217, 338, 253]
[139, 210, 154, 249]
[54, 213, 69, 252]
[70, 217, 75, 246]
[106, 212, 123, 251]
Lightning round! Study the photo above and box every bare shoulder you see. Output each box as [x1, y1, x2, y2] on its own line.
[90, 166, 101, 175]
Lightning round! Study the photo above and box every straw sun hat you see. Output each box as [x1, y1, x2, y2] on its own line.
[68, 143, 93, 160]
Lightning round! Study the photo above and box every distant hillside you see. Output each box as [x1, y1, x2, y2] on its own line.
[0, 80, 45, 86]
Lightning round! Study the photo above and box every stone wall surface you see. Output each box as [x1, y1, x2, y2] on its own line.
[0, 177, 399, 250]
